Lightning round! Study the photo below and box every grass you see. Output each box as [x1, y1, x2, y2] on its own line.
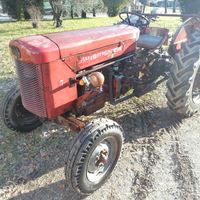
[0, 14, 182, 187]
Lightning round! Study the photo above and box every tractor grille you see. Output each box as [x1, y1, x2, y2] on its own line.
[15, 59, 47, 118]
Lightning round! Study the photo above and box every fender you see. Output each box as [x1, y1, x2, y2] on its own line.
[168, 17, 200, 57]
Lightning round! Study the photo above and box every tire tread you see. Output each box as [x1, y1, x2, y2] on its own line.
[65, 119, 124, 195]
[166, 31, 200, 116]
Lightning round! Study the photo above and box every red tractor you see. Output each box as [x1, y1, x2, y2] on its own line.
[1, 12, 200, 195]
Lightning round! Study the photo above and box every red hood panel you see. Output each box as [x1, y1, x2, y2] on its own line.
[9, 35, 60, 64]
[9, 25, 139, 65]
[43, 25, 139, 58]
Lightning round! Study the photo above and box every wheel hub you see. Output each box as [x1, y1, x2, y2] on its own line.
[95, 149, 108, 167]
[14, 99, 39, 125]
[87, 141, 110, 182]
[86, 135, 119, 183]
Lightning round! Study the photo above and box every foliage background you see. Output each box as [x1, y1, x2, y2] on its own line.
[178, 0, 200, 15]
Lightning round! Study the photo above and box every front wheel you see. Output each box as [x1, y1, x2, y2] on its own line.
[65, 118, 124, 195]
[166, 30, 200, 117]
[0, 86, 42, 132]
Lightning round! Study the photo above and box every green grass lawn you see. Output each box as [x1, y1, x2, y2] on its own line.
[0, 15, 182, 187]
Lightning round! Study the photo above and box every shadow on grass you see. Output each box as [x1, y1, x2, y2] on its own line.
[0, 20, 17, 24]
[0, 27, 35, 35]
[10, 103, 184, 200]
[62, 17, 102, 21]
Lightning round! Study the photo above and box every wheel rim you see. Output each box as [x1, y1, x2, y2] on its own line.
[87, 136, 118, 183]
[192, 71, 200, 104]
[14, 97, 39, 125]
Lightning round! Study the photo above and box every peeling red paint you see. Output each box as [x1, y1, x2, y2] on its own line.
[9, 35, 60, 64]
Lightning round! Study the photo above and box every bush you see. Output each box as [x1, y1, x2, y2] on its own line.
[103, 0, 132, 17]
[178, 0, 200, 18]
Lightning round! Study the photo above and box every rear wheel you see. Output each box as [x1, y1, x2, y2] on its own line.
[166, 30, 200, 117]
[65, 118, 124, 195]
[0, 86, 42, 132]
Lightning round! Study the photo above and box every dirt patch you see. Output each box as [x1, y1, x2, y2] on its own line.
[1, 82, 200, 200]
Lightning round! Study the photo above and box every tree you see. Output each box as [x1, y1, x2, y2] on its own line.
[164, 0, 167, 13]
[49, 0, 66, 27]
[26, 6, 41, 28]
[1, 0, 24, 20]
[173, 0, 176, 13]
[26, 0, 43, 28]
[1, 0, 43, 21]
[139, 0, 149, 13]
[102, 0, 132, 17]
[70, 0, 102, 18]
[178, 0, 200, 18]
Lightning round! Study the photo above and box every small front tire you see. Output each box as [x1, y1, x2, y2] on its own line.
[0, 86, 42, 132]
[65, 118, 124, 195]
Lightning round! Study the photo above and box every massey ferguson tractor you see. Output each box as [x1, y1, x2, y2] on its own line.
[1, 12, 200, 195]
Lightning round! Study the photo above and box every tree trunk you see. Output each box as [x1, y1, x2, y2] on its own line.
[81, 10, 86, 18]
[164, 0, 167, 14]
[32, 22, 39, 28]
[54, 11, 63, 27]
[93, 8, 96, 17]
[49, 1, 63, 28]
[56, 14, 63, 27]
[142, 4, 146, 13]
[16, 0, 24, 21]
[173, 0, 176, 13]
[71, 5, 74, 19]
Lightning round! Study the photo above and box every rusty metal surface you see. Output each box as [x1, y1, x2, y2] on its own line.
[54, 115, 85, 133]
[76, 53, 135, 78]
[75, 90, 93, 109]
[63, 40, 137, 73]
[95, 150, 108, 167]
[43, 25, 139, 72]
[42, 25, 139, 58]
[83, 92, 108, 116]
[9, 36, 60, 64]
[41, 60, 77, 118]
[15, 59, 48, 118]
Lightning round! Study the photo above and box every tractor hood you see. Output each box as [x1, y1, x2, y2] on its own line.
[42, 25, 139, 58]
[9, 35, 60, 64]
[9, 25, 139, 66]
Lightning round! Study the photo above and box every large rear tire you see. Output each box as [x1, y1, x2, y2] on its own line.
[65, 118, 124, 195]
[0, 86, 42, 132]
[166, 30, 200, 117]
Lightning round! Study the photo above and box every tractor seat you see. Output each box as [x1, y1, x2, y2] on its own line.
[137, 27, 169, 49]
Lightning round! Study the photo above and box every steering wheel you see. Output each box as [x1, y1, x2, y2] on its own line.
[119, 12, 149, 27]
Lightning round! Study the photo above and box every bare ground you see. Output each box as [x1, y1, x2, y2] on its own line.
[1, 81, 200, 200]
